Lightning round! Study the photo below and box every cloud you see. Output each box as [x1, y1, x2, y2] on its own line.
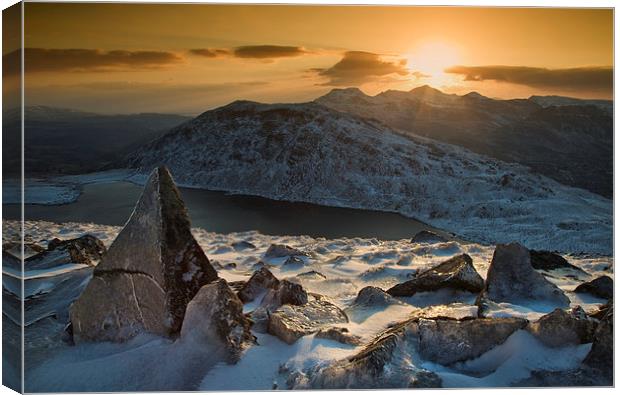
[232, 45, 308, 59]
[4, 48, 183, 74]
[313, 51, 411, 86]
[444, 65, 612, 93]
[188, 48, 231, 58]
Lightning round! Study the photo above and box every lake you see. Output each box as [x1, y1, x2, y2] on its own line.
[3, 181, 448, 240]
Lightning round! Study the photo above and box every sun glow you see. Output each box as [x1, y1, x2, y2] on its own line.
[408, 41, 463, 86]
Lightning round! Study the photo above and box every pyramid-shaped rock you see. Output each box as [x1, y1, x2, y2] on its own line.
[70, 167, 218, 343]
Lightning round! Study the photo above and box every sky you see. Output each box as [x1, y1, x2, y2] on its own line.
[5, 3, 614, 114]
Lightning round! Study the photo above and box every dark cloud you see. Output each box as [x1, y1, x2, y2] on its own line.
[314, 51, 410, 86]
[444, 65, 612, 93]
[4, 48, 183, 74]
[188, 48, 230, 58]
[233, 45, 307, 59]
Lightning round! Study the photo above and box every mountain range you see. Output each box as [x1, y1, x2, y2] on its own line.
[315, 86, 612, 198]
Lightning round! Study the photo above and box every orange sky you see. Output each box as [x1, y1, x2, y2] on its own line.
[8, 3, 614, 114]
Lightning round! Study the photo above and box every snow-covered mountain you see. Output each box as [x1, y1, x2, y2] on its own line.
[124, 100, 611, 254]
[315, 86, 613, 198]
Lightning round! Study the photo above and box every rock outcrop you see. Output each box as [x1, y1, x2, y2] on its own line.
[529, 250, 586, 274]
[26, 235, 106, 270]
[410, 230, 448, 244]
[315, 327, 363, 346]
[180, 279, 254, 362]
[264, 244, 309, 258]
[417, 317, 527, 365]
[526, 307, 597, 347]
[237, 267, 280, 303]
[574, 275, 613, 299]
[351, 286, 400, 308]
[70, 167, 219, 343]
[387, 254, 483, 297]
[478, 243, 570, 307]
[268, 299, 348, 344]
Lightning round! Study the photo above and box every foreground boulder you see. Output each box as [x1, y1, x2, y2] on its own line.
[526, 307, 597, 347]
[529, 250, 586, 274]
[479, 243, 570, 307]
[268, 298, 348, 344]
[26, 235, 106, 270]
[387, 254, 483, 297]
[417, 317, 527, 365]
[410, 230, 448, 244]
[574, 275, 613, 299]
[582, 306, 613, 379]
[180, 279, 254, 362]
[237, 267, 280, 303]
[290, 318, 440, 389]
[70, 167, 219, 343]
[351, 286, 401, 308]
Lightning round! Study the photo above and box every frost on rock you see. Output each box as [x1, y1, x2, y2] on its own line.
[237, 267, 280, 303]
[70, 167, 218, 343]
[268, 299, 348, 344]
[387, 254, 483, 297]
[478, 243, 570, 310]
[574, 275, 613, 300]
[180, 279, 254, 362]
[526, 307, 597, 348]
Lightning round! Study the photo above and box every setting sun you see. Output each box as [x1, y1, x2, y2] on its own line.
[407, 41, 462, 85]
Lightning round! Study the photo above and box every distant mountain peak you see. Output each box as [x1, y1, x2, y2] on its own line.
[409, 84, 445, 95]
[462, 91, 488, 100]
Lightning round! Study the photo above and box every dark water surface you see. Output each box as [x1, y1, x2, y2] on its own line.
[4, 181, 445, 240]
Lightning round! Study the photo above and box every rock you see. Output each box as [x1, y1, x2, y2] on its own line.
[582, 306, 613, 379]
[268, 299, 348, 344]
[2, 250, 21, 271]
[529, 250, 586, 274]
[261, 279, 308, 309]
[283, 256, 305, 266]
[296, 270, 327, 280]
[417, 317, 527, 365]
[315, 327, 363, 346]
[574, 275, 613, 299]
[290, 318, 439, 389]
[589, 299, 612, 320]
[70, 167, 219, 343]
[351, 286, 400, 308]
[25, 235, 106, 270]
[237, 267, 280, 303]
[264, 244, 308, 258]
[527, 307, 597, 347]
[479, 243, 570, 307]
[410, 230, 448, 244]
[3, 241, 45, 259]
[231, 240, 256, 251]
[387, 254, 483, 297]
[180, 279, 254, 362]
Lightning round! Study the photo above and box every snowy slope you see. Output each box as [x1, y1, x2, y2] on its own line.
[123, 101, 611, 254]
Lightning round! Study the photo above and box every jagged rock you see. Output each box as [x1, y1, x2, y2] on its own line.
[296, 270, 327, 280]
[351, 286, 400, 308]
[237, 267, 280, 303]
[410, 230, 448, 244]
[387, 254, 483, 297]
[589, 300, 612, 320]
[264, 244, 308, 258]
[180, 279, 254, 362]
[70, 167, 218, 343]
[529, 250, 586, 274]
[290, 318, 438, 389]
[3, 241, 45, 259]
[574, 275, 613, 299]
[315, 327, 363, 346]
[231, 240, 256, 251]
[527, 307, 597, 347]
[25, 235, 106, 270]
[227, 281, 246, 293]
[261, 279, 308, 309]
[417, 317, 527, 365]
[268, 299, 348, 344]
[520, 307, 613, 387]
[479, 243, 570, 307]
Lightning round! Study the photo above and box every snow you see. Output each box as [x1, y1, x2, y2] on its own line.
[122, 101, 611, 255]
[4, 219, 611, 391]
